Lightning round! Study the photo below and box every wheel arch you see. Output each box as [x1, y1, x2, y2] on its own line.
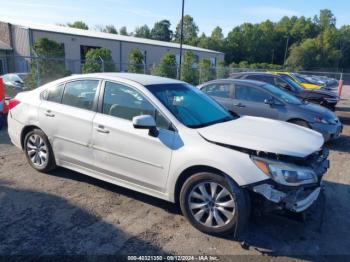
[20, 125, 42, 149]
[174, 165, 228, 204]
[287, 118, 310, 128]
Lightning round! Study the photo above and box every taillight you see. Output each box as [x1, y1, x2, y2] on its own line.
[8, 99, 21, 110]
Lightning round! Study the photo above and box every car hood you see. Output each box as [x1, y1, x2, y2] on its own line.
[198, 116, 324, 158]
[301, 83, 321, 89]
[306, 88, 338, 98]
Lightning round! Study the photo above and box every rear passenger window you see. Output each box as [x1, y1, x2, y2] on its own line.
[61, 80, 99, 110]
[202, 84, 233, 98]
[235, 85, 269, 103]
[47, 84, 64, 103]
[103, 82, 171, 129]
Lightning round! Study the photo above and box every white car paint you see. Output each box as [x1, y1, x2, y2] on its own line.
[198, 116, 324, 158]
[7, 73, 325, 203]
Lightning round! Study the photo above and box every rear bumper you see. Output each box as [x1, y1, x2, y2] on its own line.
[7, 112, 24, 149]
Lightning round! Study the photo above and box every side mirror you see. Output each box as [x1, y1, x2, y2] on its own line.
[133, 115, 159, 137]
[264, 98, 274, 105]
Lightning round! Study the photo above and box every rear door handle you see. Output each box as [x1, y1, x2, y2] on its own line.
[96, 125, 110, 134]
[45, 110, 55, 117]
[233, 103, 246, 108]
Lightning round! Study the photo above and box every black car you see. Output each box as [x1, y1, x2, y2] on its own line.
[230, 72, 339, 110]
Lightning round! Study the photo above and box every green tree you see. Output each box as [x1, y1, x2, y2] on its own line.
[197, 33, 210, 49]
[128, 49, 144, 73]
[119, 26, 128, 36]
[180, 51, 198, 85]
[67, 21, 89, 30]
[198, 59, 212, 84]
[216, 60, 229, 79]
[82, 48, 115, 73]
[210, 26, 224, 50]
[154, 52, 177, 78]
[104, 25, 118, 34]
[318, 9, 336, 30]
[134, 25, 151, 38]
[151, 20, 173, 41]
[26, 38, 68, 89]
[338, 25, 350, 68]
[175, 15, 199, 45]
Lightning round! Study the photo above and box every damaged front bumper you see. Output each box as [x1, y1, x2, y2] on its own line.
[252, 184, 322, 212]
[249, 147, 329, 213]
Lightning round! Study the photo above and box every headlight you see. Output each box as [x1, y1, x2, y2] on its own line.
[252, 157, 317, 186]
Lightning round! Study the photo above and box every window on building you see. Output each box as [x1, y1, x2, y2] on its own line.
[80, 45, 101, 61]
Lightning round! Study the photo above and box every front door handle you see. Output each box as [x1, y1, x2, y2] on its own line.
[233, 102, 246, 108]
[96, 125, 110, 134]
[45, 110, 55, 117]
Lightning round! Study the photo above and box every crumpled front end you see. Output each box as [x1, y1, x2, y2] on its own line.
[248, 147, 329, 213]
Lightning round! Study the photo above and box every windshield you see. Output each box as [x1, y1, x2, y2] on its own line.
[292, 73, 309, 83]
[146, 83, 234, 128]
[263, 84, 302, 105]
[279, 75, 303, 91]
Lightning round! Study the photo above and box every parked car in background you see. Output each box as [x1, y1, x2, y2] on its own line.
[7, 73, 329, 236]
[0, 77, 9, 129]
[1, 73, 28, 98]
[296, 73, 338, 89]
[230, 72, 339, 110]
[199, 79, 342, 141]
[2, 73, 27, 89]
[271, 72, 322, 90]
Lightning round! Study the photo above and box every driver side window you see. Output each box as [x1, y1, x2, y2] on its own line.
[274, 77, 293, 91]
[102, 82, 171, 130]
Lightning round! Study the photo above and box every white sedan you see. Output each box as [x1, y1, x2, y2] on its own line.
[7, 73, 329, 236]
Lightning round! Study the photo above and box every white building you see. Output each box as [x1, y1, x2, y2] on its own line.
[0, 21, 224, 74]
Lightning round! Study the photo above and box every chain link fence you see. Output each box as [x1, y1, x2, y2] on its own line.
[0, 54, 348, 97]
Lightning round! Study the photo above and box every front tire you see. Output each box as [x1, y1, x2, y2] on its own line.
[180, 172, 249, 236]
[24, 129, 56, 172]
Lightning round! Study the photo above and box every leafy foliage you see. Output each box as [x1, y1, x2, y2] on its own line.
[154, 52, 177, 78]
[135, 25, 151, 38]
[180, 51, 199, 85]
[175, 15, 199, 45]
[119, 26, 128, 36]
[26, 38, 69, 89]
[198, 59, 212, 84]
[128, 49, 144, 73]
[82, 48, 115, 73]
[150, 20, 173, 41]
[67, 21, 89, 30]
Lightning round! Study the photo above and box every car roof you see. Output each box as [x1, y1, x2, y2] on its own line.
[230, 72, 280, 78]
[61, 73, 185, 86]
[199, 78, 267, 87]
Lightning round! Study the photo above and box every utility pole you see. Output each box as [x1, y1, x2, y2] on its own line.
[283, 35, 290, 67]
[178, 0, 185, 80]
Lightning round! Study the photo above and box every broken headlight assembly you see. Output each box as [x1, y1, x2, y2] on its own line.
[252, 157, 318, 186]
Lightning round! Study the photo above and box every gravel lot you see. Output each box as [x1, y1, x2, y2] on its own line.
[0, 86, 349, 259]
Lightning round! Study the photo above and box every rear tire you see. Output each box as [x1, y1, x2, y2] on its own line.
[24, 129, 56, 172]
[179, 172, 250, 236]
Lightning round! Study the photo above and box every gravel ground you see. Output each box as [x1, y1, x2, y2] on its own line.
[0, 86, 349, 259]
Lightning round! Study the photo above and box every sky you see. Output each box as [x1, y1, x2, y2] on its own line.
[0, 0, 349, 36]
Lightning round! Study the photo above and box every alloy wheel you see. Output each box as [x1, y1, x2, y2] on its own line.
[188, 181, 236, 228]
[26, 134, 48, 168]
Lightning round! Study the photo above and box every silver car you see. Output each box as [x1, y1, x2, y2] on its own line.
[199, 79, 342, 141]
